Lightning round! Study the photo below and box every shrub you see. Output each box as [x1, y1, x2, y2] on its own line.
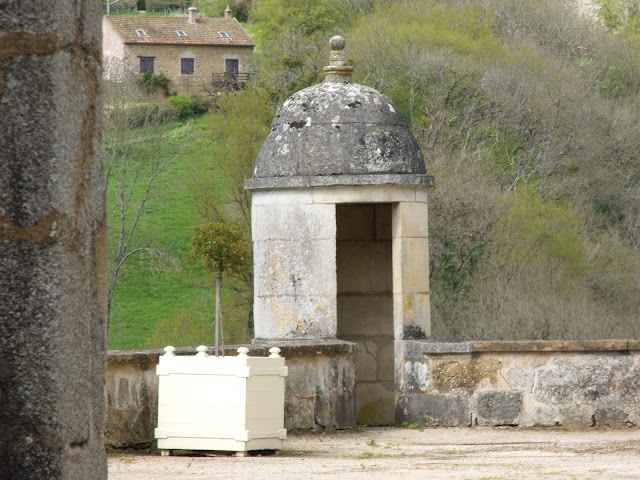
[166, 95, 209, 119]
[138, 72, 171, 97]
[115, 101, 180, 128]
[122, 102, 160, 128]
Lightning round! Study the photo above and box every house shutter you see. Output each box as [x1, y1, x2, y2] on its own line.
[181, 58, 194, 75]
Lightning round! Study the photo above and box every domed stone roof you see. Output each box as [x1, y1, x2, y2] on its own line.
[247, 36, 433, 189]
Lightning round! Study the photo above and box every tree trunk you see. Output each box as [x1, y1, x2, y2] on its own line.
[215, 273, 223, 356]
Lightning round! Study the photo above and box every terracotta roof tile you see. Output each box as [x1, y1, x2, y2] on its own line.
[106, 15, 254, 47]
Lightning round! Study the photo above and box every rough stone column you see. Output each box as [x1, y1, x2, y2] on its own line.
[392, 200, 431, 339]
[0, 1, 107, 479]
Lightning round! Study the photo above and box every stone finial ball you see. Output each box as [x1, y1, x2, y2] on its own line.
[330, 35, 345, 50]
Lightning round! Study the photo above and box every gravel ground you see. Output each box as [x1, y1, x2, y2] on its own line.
[108, 426, 640, 480]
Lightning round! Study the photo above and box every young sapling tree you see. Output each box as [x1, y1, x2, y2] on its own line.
[191, 222, 252, 355]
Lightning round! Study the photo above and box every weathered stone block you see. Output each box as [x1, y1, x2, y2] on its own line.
[594, 407, 631, 427]
[252, 203, 335, 241]
[337, 242, 392, 293]
[398, 352, 429, 393]
[353, 340, 378, 382]
[392, 237, 430, 294]
[337, 296, 393, 336]
[508, 369, 536, 387]
[315, 356, 356, 429]
[393, 292, 431, 338]
[378, 337, 395, 382]
[284, 360, 317, 430]
[476, 391, 523, 426]
[415, 188, 430, 203]
[311, 185, 417, 204]
[429, 358, 501, 394]
[105, 364, 158, 448]
[254, 294, 337, 339]
[356, 382, 395, 425]
[253, 239, 336, 297]
[397, 394, 470, 427]
[251, 190, 314, 206]
[106, 344, 356, 439]
[392, 202, 429, 239]
[0, 0, 76, 41]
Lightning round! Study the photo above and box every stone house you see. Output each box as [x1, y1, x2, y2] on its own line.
[102, 7, 254, 95]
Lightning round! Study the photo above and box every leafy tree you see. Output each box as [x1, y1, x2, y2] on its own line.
[250, 0, 348, 44]
[597, 0, 640, 33]
[192, 0, 253, 21]
[189, 87, 272, 229]
[249, 0, 357, 100]
[191, 222, 252, 355]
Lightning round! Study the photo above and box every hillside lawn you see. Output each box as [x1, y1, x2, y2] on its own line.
[107, 115, 247, 350]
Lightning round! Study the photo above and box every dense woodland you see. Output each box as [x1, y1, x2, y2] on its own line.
[105, 0, 640, 347]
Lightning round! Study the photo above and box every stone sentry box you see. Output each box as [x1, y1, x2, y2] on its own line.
[245, 36, 434, 425]
[155, 346, 287, 455]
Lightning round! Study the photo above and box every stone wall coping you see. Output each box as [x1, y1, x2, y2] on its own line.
[245, 174, 435, 191]
[415, 339, 640, 354]
[107, 339, 357, 365]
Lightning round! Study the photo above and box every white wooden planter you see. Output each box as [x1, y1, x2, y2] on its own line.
[155, 345, 288, 456]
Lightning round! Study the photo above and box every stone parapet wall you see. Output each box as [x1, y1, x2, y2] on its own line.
[397, 340, 640, 428]
[106, 340, 356, 448]
[107, 340, 640, 448]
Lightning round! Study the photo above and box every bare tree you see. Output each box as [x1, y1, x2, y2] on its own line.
[103, 60, 189, 324]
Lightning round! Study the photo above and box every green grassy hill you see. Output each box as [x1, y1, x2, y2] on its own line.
[107, 115, 247, 349]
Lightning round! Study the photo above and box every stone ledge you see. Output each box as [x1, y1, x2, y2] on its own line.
[413, 339, 640, 355]
[245, 174, 435, 190]
[107, 339, 357, 365]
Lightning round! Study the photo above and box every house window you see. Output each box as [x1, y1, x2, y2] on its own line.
[135, 29, 147, 37]
[181, 58, 194, 75]
[140, 56, 154, 73]
[176, 30, 187, 37]
[218, 31, 230, 38]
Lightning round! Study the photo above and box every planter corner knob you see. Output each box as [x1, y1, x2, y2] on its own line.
[237, 347, 250, 357]
[269, 347, 282, 358]
[196, 345, 209, 357]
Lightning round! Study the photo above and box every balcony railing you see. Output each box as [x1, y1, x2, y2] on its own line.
[211, 72, 251, 89]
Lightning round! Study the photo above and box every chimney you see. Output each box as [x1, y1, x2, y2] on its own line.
[224, 5, 232, 18]
[188, 6, 197, 24]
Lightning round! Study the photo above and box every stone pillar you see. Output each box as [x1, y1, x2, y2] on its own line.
[392, 200, 431, 339]
[251, 190, 337, 340]
[0, 1, 107, 479]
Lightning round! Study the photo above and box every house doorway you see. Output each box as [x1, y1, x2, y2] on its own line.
[336, 203, 395, 425]
[225, 59, 239, 84]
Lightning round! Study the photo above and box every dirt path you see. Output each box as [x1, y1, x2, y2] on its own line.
[108, 426, 640, 479]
